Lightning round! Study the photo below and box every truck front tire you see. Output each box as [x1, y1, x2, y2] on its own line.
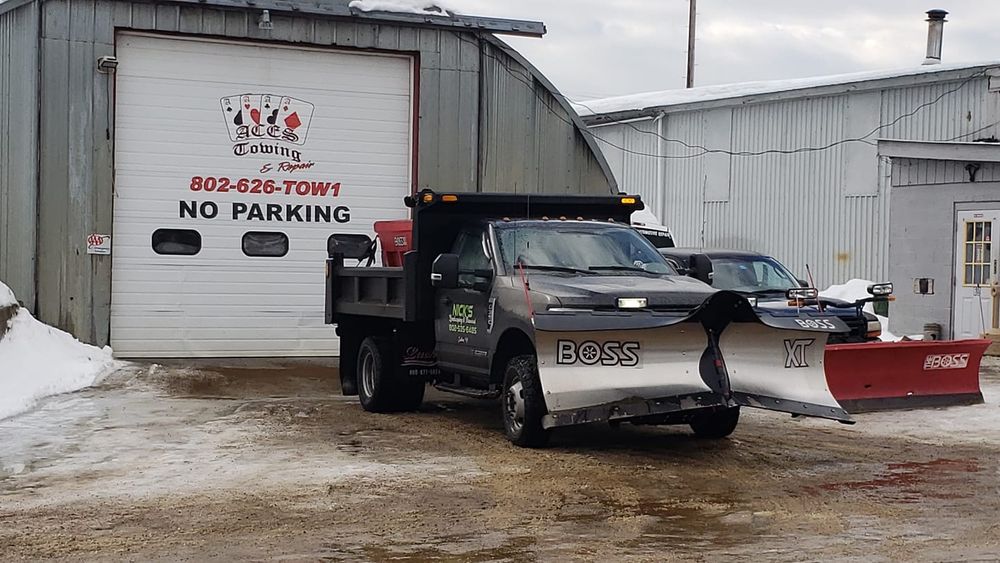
[689, 406, 740, 439]
[357, 336, 424, 413]
[502, 355, 550, 448]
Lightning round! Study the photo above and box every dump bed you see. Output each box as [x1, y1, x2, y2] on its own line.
[325, 248, 421, 324]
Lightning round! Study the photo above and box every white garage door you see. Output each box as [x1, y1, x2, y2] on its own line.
[111, 33, 413, 357]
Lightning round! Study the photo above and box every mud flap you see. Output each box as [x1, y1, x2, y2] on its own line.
[720, 323, 852, 422]
[534, 323, 718, 414]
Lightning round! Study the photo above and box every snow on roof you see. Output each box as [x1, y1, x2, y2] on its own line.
[348, 0, 458, 17]
[576, 61, 1000, 118]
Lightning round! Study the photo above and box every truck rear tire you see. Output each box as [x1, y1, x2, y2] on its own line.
[357, 336, 424, 413]
[394, 377, 426, 412]
[689, 407, 740, 439]
[502, 355, 550, 448]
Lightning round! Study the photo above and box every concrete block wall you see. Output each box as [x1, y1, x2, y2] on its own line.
[889, 170, 1000, 337]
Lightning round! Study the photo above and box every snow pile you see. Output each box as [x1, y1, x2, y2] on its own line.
[0, 281, 16, 308]
[0, 285, 120, 420]
[820, 279, 899, 342]
[348, 0, 457, 16]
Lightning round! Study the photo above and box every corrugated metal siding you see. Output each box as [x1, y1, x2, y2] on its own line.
[30, 0, 614, 346]
[0, 1, 39, 311]
[892, 159, 1000, 187]
[881, 78, 1000, 143]
[592, 74, 999, 286]
[479, 40, 613, 195]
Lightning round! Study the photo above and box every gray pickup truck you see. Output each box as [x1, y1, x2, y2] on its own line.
[326, 190, 852, 447]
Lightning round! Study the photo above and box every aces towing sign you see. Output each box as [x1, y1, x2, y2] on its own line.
[177, 93, 350, 224]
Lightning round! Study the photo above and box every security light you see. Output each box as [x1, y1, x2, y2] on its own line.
[96, 56, 118, 73]
[258, 9, 273, 30]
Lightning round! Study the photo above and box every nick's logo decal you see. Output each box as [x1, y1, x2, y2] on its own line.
[784, 339, 815, 368]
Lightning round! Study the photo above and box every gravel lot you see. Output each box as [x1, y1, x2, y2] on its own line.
[2, 358, 999, 562]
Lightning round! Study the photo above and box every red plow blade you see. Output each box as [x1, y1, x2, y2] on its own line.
[826, 339, 989, 413]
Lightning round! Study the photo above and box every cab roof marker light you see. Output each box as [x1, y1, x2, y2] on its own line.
[441, 194, 458, 202]
[621, 197, 637, 205]
[617, 297, 648, 309]
[422, 193, 434, 203]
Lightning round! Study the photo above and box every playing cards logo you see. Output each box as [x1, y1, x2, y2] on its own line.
[221, 93, 315, 147]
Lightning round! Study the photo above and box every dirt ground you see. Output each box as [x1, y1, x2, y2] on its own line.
[2, 358, 1000, 562]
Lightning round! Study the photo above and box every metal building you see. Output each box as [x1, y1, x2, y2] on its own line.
[578, 63, 1000, 287]
[0, 0, 616, 356]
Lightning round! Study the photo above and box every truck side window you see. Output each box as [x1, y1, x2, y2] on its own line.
[453, 229, 491, 287]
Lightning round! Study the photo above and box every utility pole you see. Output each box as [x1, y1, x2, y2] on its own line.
[686, 0, 697, 88]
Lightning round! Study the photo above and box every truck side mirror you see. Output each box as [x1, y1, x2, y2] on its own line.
[431, 253, 459, 289]
[689, 253, 713, 285]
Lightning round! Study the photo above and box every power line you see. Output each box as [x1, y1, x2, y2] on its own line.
[465, 34, 988, 160]
[570, 69, 988, 158]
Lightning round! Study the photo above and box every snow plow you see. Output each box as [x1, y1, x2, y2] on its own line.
[533, 290, 851, 428]
[826, 339, 988, 412]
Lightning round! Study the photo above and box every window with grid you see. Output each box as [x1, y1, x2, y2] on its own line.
[963, 221, 992, 286]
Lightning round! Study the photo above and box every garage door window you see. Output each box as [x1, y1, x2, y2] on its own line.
[243, 232, 289, 257]
[152, 229, 202, 256]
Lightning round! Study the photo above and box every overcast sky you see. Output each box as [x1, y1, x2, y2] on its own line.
[453, 1, 1000, 101]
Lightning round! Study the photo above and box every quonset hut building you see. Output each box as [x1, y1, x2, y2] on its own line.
[0, 0, 617, 357]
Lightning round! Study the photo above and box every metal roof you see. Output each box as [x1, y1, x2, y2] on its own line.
[0, 0, 546, 36]
[580, 61, 1000, 124]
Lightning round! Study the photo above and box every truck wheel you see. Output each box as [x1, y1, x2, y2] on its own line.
[689, 407, 740, 439]
[356, 336, 425, 413]
[357, 336, 398, 413]
[393, 376, 426, 412]
[502, 355, 549, 448]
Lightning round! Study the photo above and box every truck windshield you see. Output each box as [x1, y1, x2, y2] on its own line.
[711, 256, 800, 293]
[494, 222, 675, 275]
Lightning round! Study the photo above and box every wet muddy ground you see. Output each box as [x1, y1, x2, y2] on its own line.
[2, 358, 1000, 562]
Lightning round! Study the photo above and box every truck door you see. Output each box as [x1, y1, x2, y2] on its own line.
[435, 227, 494, 377]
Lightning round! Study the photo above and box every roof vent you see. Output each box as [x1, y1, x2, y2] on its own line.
[922, 9, 948, 65]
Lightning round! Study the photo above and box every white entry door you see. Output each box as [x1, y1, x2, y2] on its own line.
[954, 210, 999, 339]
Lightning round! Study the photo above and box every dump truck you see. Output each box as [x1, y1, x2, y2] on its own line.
[325, 190, 853, 447]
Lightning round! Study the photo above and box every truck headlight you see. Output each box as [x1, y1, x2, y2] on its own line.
[617, 297, 647, 309]
[868, 282, 893, 296]
[786, 288, 818, 300]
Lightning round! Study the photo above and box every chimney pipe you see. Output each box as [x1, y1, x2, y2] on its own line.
[922, 9, 947, 65]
